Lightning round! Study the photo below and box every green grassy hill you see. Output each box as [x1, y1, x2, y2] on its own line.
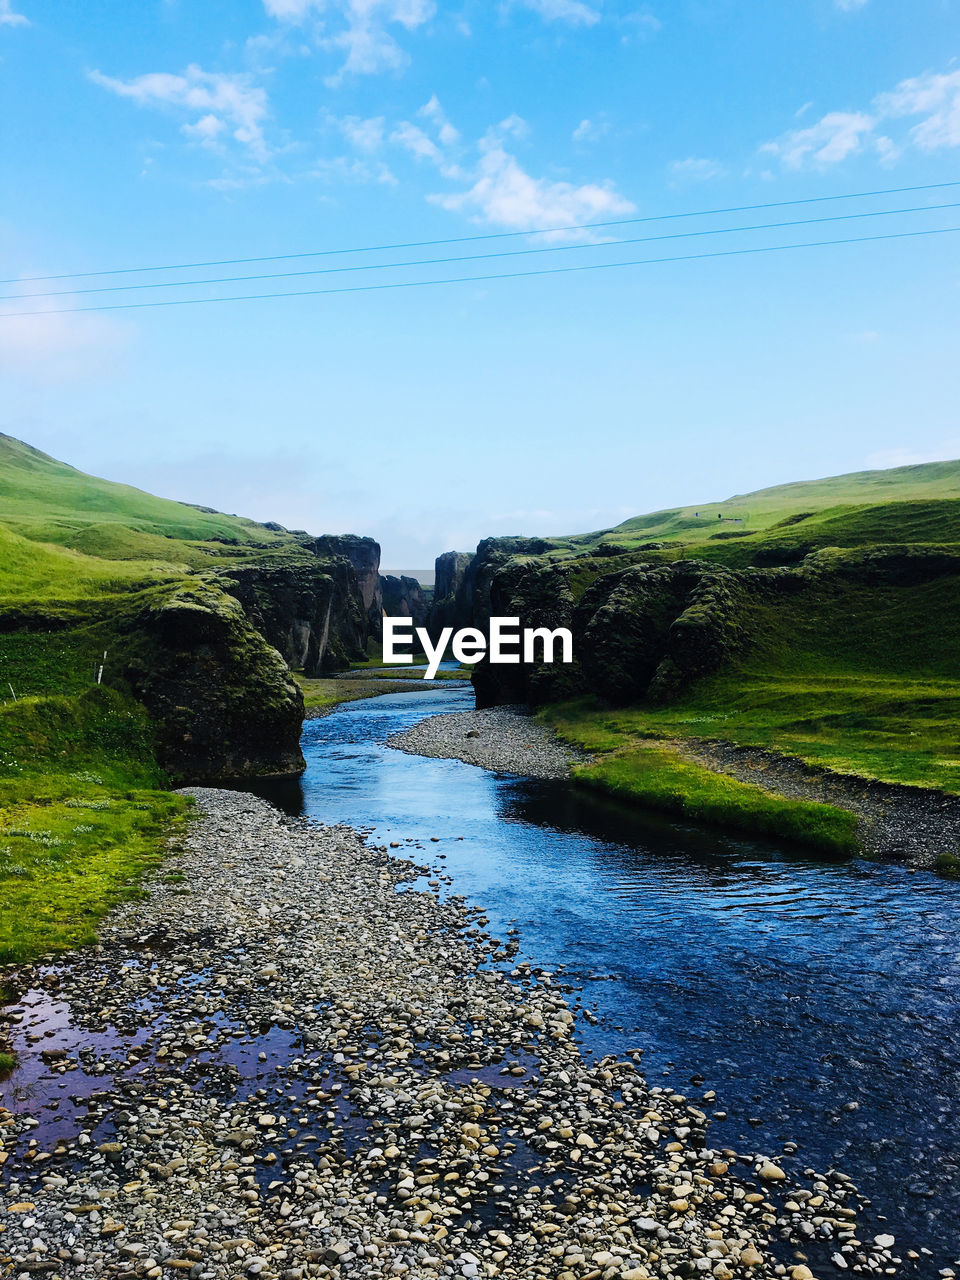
[551, 458, 960, 554]
[0, 432, 318, 573]
[0, 435, 330, 964]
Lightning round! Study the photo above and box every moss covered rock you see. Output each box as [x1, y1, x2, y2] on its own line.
[118, 582, 305, 782]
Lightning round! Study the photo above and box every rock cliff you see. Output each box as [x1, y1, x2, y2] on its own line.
[427, 551, 474, 638]
[308, 535, 383, 637]
[380, 574, 430, 628]
[218, 559, 367, 676]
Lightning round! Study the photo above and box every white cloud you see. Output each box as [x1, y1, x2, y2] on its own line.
[431, 134, 634, 240]
[89, 65, 270, 159]
[338, 114, 386, 149]
[263, 0, 435, 80]
[760, 110, 875, 168]
[391, 120, 445, 162]
[0, 0, 29, 26]
[331, 101, 633, 239]
[514, 0, 600, 26]
[761, 65, 960, 169]
[312, 154, 397, 185]
[391, 120, 444, 162]
[419, 95, 459, 146]
[383, 96, 465, 174]
[182, 113, 226, 143]
[670, 156, 726, 183]
[875, 68, 960, 151]
[618, 10, 661, 39]
[572, 118, 607, 144]
[835, 0, 868, 10]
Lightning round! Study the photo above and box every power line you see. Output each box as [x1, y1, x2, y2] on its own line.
[4, 224, 957, 320]
[6, 200, 957, 301]
[3, 179, 958, 286]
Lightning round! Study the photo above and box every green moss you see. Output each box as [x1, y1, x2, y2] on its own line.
[935, 851, 960, 874]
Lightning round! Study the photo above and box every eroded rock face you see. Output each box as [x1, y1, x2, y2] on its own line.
[308, 535, 383, 637]
[471, 558, 755, 709]
[435, 550, 473, 601]
[472, 560, 581, 709]
[120, 583, 305, 782]
[218, 560, 367, 676]
[577, 562, 749, 704]
[428, 551, 474, 639]
[380, 574, 429, 628]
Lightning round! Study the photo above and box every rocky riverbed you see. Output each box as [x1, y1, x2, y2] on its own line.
[0, 790, 919, 1279]
[387, 706, 587, 780]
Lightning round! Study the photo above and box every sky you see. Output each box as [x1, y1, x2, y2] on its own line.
[2, 0, 959, 567]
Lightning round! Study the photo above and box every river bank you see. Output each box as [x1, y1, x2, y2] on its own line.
[0, 787, 904, 1280]
[387, 705, 588, 780]
[391, 704, 960, 868]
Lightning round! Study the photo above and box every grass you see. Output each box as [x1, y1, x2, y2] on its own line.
[539, 536, 960, 834]
[539, 666, 959, 854]
[543, 667, 960, 796]
[297, 667, 471, 712]
[0, 432, 299, 552]
[0, 686, 191, 964]
[630, 675, 960, 792]
[567, 739, 858, 855]
[0, 787, 189, 963]
[547, 458, 960, 556]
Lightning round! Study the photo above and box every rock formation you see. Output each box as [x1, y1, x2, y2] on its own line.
[119, 582, 306, 782]
[218, 559, 367, 676]
[380, 574, 429, 628]
[308, 535, 382, 637]
[428, 551, 474, 638]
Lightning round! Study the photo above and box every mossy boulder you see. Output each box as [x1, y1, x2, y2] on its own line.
[118, 583, 305, 782]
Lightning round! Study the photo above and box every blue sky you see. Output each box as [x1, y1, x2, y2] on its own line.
[2, 0, 959, 566]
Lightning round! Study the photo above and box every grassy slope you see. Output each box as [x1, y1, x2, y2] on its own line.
[0, 434, 313, 966]
[0, 688, 191, 963]
[0, 432, 301, 553]
[548, 458, 960, 554]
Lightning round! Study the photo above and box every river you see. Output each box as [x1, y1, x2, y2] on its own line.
[247, 684, 960, 1272]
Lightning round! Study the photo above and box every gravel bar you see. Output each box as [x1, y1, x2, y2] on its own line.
[0, 790, 917, 1278]
[388, 706, 587, 780]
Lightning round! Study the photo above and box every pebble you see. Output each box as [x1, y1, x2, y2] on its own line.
[0, 789, 914, 1278]
[387, 706, 587, 779]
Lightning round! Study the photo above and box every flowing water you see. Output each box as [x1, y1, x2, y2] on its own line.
[247, 685, 960, 1271]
